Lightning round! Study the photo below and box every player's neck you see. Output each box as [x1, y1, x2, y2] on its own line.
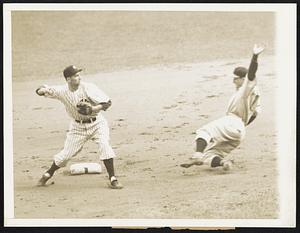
[68, 83, 80, 92]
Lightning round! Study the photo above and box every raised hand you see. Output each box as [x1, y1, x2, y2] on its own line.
[253, 44, 265, 55]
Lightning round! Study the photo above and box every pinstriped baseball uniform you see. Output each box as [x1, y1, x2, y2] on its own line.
[42, 81, 115, 167]
[196, 78, 261, 160]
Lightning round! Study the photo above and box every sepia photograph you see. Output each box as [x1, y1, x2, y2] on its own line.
[3, 3, 296, 228]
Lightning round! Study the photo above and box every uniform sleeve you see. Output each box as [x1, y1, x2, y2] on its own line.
[248, 54, 258, 81]
[249, 87, 261, 114]
[42, 85, 62, 99]
[255, 99, 262, 114]
[253, 88, 261, 114]
[84, 82, 110, 104]
[237, 78, 257, 100]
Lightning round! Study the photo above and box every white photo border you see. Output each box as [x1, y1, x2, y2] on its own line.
[3, 3, 296, 228]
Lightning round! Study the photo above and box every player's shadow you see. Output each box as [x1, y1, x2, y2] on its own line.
[181, 166, 234, 177]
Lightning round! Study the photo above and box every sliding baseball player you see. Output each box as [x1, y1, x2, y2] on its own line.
[181, 44, 264, 170]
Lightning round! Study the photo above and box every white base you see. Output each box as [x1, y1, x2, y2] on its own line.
[70, 163, 102, 175]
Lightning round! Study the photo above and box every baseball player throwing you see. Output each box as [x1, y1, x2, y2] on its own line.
[36, 65, 123, 189]
[181, 44, 264, 170]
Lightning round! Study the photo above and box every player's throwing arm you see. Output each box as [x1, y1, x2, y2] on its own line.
[36, 65, 123, 189]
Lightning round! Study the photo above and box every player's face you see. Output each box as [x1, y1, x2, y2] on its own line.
[233, 77, 244, 89]
[68, 73, 81, 88]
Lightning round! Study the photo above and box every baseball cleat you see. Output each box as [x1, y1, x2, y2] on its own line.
[108, 176, 123, 189]
[37, 172, 52, 187]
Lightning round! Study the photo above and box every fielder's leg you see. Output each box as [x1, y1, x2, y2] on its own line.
[93, 118, 123, 189]
[37, 161, 60, 186]
[103, 158, 123, 189]
[37, 123, 86, 186]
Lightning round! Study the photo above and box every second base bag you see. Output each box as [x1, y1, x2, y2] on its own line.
[70, 163, 102, 175]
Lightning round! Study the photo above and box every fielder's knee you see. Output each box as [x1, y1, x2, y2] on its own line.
[54, 149, 80, 167]
[54, 157, 69, 168]
[98, 142, 116, 160]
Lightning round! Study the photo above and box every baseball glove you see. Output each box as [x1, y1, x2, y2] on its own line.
[100, 100, 112, 111]
[76, 100, 93, 115]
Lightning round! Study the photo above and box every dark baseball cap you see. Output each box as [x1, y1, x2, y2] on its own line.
[233, 67, 248, 78]
[63, 65, 82, 78]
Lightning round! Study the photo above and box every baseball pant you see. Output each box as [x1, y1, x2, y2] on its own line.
[195, 114, 246, 163]
[54, 117, 115, 167]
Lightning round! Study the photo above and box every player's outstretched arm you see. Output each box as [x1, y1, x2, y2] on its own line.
[35, 85, 59, 99]
[247, 44, 265, 81]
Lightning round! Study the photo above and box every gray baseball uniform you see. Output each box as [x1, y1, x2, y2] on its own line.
[195, 81, 261, 160]
[195, 59, 261, 164]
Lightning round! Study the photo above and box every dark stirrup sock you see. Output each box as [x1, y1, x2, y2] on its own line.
[196, 138, 208, 152]
[103, 158, 115, 179]
[46, 161, 60, 176]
